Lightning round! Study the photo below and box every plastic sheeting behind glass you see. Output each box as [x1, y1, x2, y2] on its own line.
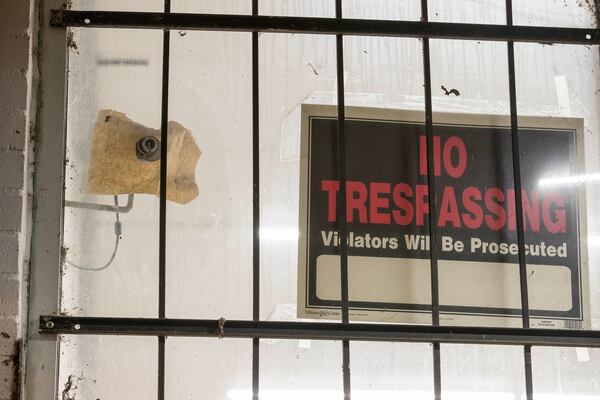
[166, 31, 253, 319]
[63, 28, 162, 317]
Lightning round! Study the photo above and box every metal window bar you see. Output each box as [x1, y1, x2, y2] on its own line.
[504, 1, 534, 399]
[45, 6, 600, 400]
[333, 2, 352, 400]
[419, 1, 442, 399]
[158, 1, 171, 399]
[252, 1, 260, 400]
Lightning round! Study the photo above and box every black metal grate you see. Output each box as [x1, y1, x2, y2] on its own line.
[45, 3, 600, 400]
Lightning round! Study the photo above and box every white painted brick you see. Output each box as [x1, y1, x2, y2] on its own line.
[0, 128, 24, 153]
[0, 280, 18, 316]
[0, 153, 24, 190]
[0, 360, 17, 400]
[0, 1, 29, 399]
[0, 195, 21, 232]
[0, 319, 17, 355]
[0, 238, 18, 274]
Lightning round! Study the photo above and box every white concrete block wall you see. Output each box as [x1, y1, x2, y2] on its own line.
[0, 1, 33, 399]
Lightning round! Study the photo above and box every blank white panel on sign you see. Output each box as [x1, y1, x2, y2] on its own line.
[316, 255, 572, 312]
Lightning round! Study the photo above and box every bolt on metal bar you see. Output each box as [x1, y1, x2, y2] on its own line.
[420, 0, 442, 398]
[335, 2, 352, 400]
[49, 11, 600, 45]
[39, 316, 600, 347]
[505, 0, 534, 398]
[158, 1, 171, 400]
[251, 2, 260, 400]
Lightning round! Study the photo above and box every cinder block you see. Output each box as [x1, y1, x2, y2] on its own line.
[0, 280, 18, 316]
[0, 195, 21, 232]
[0, 238, 18, 274]
[0, 359, 17, 399]
[0, 154, 24, 189]
[0, 123, 25, 152]
[0, 318, 17, 355]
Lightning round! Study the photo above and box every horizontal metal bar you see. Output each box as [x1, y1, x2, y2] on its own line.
[40, 316, 600, 347]
[50, 10, 600, 45]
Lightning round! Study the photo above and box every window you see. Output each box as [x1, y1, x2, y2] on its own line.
[27, 0, 600, 399]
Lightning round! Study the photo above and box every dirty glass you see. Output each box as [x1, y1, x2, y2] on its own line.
[258, 33, 338, 322]
[59, 0, 600, 398]
[531, 346, 600, 398]
[514, 0, 597, 29]
[343, 0, 420, 20]
[258, 339, 343, 399]
[58, 336, 157, 398]
[62, 28, 162, 317]
[429, 0, 506, 24]
[350, 342, 434, 398]
[166, 30, 253, 320]
[166, 338, 252, 399]
[441, 344, 526, 399]
[515, 42, 600, 331]
[71, 0, 163, 11]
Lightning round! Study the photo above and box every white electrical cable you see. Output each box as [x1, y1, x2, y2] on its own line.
[65, 195, 122, 272]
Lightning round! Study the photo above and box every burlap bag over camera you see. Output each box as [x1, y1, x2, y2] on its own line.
[86, 110, 201, 204]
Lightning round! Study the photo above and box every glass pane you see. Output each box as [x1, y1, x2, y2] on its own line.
[258, 339, 343, 398]
[172, 0, 250, 14]
[429, 0, 506, 24]
[430, 39, 509, 114]
[166, 338, 252, 399]
[514, 0, 597, 28]
[62, 28, 162, 317]
[515, 42, 600, 330]
[344, 36, 424, 109]
[441, 344, 526, 399]
[350, 342, 434, 398]
[343, 0, 420, 20]
[166, 31, 253, 319]
[72, 0, 162, 11]
[58, 336, 157, 398]
[532, 347, 600, 398]
[259, 33, 338, 322]
[260, 0, 334, 17]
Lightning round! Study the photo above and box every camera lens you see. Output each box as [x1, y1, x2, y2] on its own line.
[136, 136, 161, 162]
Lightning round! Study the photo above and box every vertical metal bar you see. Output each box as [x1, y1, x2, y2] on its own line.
[252, 2, 260, 400]
[335, 2, 351, 400]
[505, 1, 534, 399]
[420, 0, 442, 399]
[158, 1, 171, 400]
